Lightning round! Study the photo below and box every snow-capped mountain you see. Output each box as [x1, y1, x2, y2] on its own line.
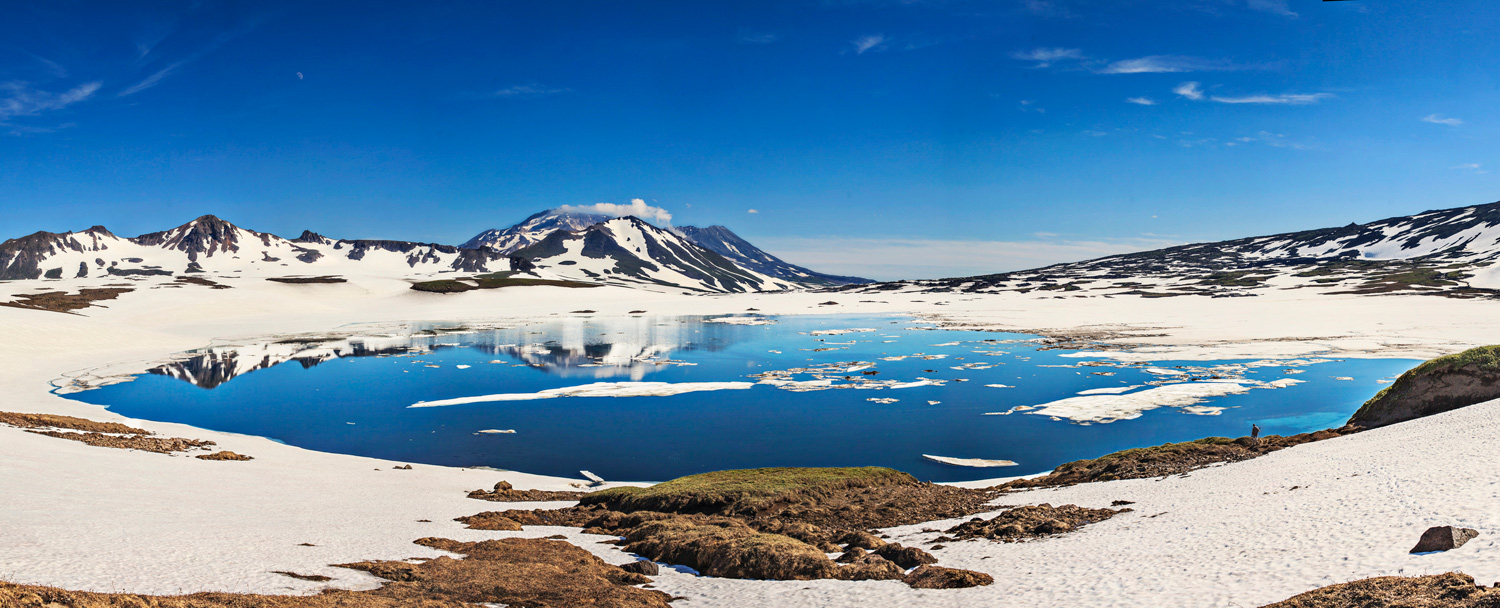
[675, 225, 869, 286]
[510, 216, 801, 292]
[460, 209, 868, 287]
[847, 200, 1500, 299]
[458, 210, 610, 253]
[0, 214, 520, 282]
[0, 212, 854, 295]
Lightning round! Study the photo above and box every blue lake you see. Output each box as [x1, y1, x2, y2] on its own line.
[65, 314, 1419, 482]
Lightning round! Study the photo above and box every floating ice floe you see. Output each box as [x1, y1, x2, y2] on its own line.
[1334, 376, 1354, 381]
[986, 378, 1304, 424]
[922, 454, 1018, 468]
[927, 400, 941, 405]
[808, 328, 877, 336]
[708, 316, 775, 325]
[867, 397, 899, 404]
[476, 429, 516, 434]
[456, 365, 471, 369]
[409, 381, 755, 407]
[985, 384, 1014, 389]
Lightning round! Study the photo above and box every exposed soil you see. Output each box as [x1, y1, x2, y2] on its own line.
[939, 503, 1127, 542]
[0, 411, 147, 434]
[0, 287, 132, 313]
[27, 430, 216, 454]
[484, 467, 998, 588]
[197, 450, 254, 461]
[266, 276, 347, 284]
[1349, 345, 1500, 429]
[1261, 572, 1500, 607]
[409, 276, 599, 293]
[582, 466, 997, 531]
[0, 537, 670, 608]
[467, 480, 586, 502]
[997, 430, 1347, 491]
[176, 276, 232, 289]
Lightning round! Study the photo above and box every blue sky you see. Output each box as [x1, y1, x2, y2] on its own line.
[2, 0, 1497, 279]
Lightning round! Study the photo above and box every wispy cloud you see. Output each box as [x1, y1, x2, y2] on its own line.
[1452, 163, 1488, 174]
[493, 83, 572, 98]
[1125, 97, 1157, 106]
[851, 34, 886, 55]
[1174, 82, 1331, 105]
[1422, 113, 1463, 126]
[756, 235, 1180, 281]
[1247, 0, 1297, 17]
[737, 30, 780, 44]
[1230, 131, 1311, 149]
[747, 209, 760, 214]
[1209, 92, 1331, 105]
[1173, 81, 1204, 100]
[1098, 55, 1237, 74]
[0, 81, 102, 122]
[119, 22, 259, 97]
[1011, 47, 1084, 68]
[20, 51, 68, 79]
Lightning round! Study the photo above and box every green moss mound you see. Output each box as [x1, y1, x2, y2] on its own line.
[1348, 345, 1500, 429]
[580, 467, 916, 516]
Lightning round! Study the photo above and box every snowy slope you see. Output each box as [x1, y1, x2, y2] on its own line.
[847, 199, 1500, 299]
[458, 210, 609, 253]
[510, 216, 801, 293]
[676, 225, 869, 286]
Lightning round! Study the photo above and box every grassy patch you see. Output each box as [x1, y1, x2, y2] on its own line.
[1196, 271, 1272, 287]
[582, 467, 915, 514]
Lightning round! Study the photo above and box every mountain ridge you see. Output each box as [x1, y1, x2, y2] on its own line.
[842, 199, 1500, 299]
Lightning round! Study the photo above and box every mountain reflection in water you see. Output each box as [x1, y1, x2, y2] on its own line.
[148, 316, 754, 388]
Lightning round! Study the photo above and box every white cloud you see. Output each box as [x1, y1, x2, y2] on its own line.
[555, 199, 673, 225]
[1452, 163, 1488, 174]
[1247, 0, 1297, 17]
[747, 209, 759, 214]
[1422, 113, 1462, 126]
[1209, 93, 1331, 105]
[1173, 81, 1204, 100]
[0, 81, 101, 122]
[755, 235, 1181, 281]
[1011, 47, 1085, 68]
[494, 83, 571, 97]
[1098, 55, 1233, 74]
[851, 34, 886, 55]
[1082, 130, 1107, 137]
[1126, 97, 1157, 105]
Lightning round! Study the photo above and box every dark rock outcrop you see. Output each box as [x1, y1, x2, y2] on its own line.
[1410, 526, 1480, 553]
[902, 565, 994, 589]
[1348, 346, 1500, 429]
[619, 560, 659, 576]
[944, 503, 1127, 542]
[872, 543, 937, 569]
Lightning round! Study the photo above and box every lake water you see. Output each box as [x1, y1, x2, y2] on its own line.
[64, 314, 1419, 482]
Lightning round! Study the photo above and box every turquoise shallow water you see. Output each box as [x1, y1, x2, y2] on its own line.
[65, 314, 1419, 482]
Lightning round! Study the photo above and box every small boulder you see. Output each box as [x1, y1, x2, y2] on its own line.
[837, 554, 905, 581]
[835, 547, 867, 563]
[1410, 526, 1480, 553]
[837, 530, 886, 551]
[903, 565, 995, 589]
[620, 560, 660, 576]
[873, 543, 938, 569]
[494, 480, 514, 492]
